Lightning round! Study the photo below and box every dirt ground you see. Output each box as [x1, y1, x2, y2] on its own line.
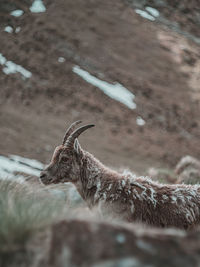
[0, 0, 200, 174]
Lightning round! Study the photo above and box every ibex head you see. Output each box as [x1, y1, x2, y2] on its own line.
[40, 121, 95, 185]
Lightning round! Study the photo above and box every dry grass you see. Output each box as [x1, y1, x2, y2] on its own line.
[0, 179, 66, 252]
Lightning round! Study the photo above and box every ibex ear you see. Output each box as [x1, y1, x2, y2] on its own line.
[74, 139, 82, 155]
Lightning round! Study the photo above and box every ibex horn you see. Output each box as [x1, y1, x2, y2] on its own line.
[62, 120, 82, 145]
[65, 124, 95, 149]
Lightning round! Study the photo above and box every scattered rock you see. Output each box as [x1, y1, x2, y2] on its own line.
[175, 155, 200, 184]
[175, 155, 200, 175]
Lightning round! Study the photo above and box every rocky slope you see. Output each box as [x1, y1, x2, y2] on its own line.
[0, 0, 199, 173]
[0, 1, 200, 266]
[3, 219, 200, 267]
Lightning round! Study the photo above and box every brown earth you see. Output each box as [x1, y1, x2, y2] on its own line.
[0, 0, 200, 174]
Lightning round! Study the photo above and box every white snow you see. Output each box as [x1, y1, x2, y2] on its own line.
[73, 65, 136, 110]
[3, 61, 32, 78]
[136, 116, 146, 126]
[0, 155, 43, 179]
[15, 27, 21, 33]
[135, 7, 159, 21]
[30, 0, 46, 13]
[10, 155, 44, 170]
[10, 10, 24, 17]
[0, 53, 32, 79]
[58, 57, 65, 63]
[4, 26, 13, 33]
[135, 9, 155, 21]
[145, 7, 160, 18]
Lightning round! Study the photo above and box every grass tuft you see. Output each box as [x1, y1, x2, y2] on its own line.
[0, 179, 66, 252]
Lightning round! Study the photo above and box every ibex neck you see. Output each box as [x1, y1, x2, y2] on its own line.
[75, 151, 120, 206]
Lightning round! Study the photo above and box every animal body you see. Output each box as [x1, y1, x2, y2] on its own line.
[40, 121, 200, 229]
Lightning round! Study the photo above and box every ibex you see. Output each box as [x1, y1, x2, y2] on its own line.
[40, 121, 200, 229]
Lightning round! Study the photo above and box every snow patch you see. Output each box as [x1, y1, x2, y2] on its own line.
[135, 7, 159, 21]
[58, 57, 65, 63]
[10, 10, 24, 17]
[30, 0, 46, 13]
[73, 65, 136, 110]
[136, 116, 145, 126]
[0, 53, 32, 79]
[4, 26, 13, 33]
[4, 26, 21, 35]
[15, 27, 21, 33]
[145, 7, 160, 18]
[0, 155, 43, 180]
[135, 9, 155, 21]
[10, 155, 44, 170]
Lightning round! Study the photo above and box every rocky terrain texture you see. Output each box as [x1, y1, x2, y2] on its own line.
[0, 0, 200, 266]
[3, 219, 200, 267]
[0, 0, 200, 173]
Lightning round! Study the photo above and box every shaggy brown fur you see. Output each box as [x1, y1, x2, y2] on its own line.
[40, 122, 200, 229]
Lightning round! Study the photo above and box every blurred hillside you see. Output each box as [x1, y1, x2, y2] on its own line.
[0, 0, 199, 173]
[0, 2, 200, 266]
